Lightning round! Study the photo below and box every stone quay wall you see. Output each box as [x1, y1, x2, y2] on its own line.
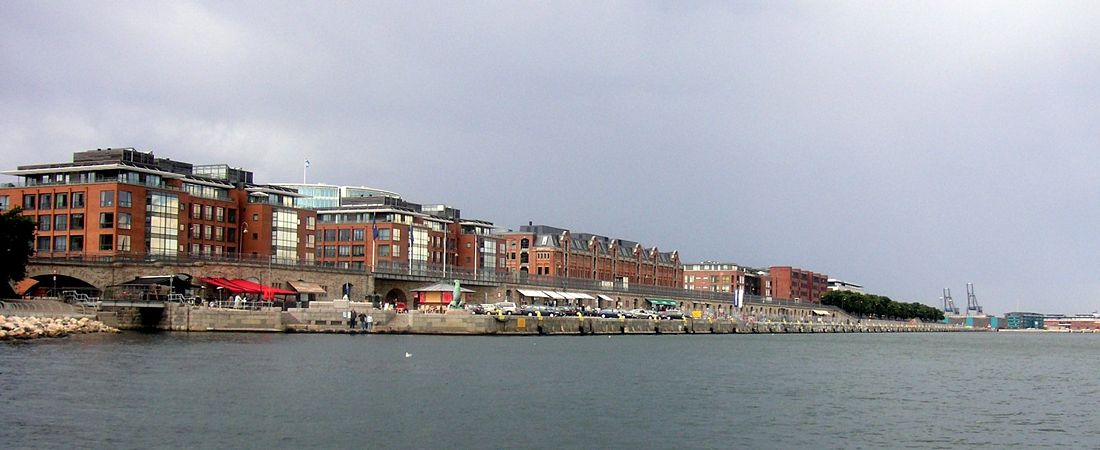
[93, 305, 977, 335]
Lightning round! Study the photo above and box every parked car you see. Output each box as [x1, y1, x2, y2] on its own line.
[598, 308, 630, 319]
[480, 303, 500, 314]
[557, 305, 580, 316]
[630, 309, 658, 319]
[521, 304, 555, 316]
[659, 309, 684, 320]
[495, 302, 518, 314]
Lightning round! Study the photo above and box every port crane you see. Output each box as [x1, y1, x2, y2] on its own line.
[942, 288, 959, 315]
[966, 283, 982, 315]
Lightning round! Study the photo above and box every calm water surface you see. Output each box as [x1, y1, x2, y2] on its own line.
[2, 332, 1098, 449]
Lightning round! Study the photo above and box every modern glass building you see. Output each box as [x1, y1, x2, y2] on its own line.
[1004, 312, 1044, 329]
[273, 183, 400, 209]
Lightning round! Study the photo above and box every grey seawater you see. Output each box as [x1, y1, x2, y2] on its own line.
[2, 332, 1098, 449]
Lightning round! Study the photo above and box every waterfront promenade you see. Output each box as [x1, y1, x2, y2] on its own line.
[99, 301, 971, 335]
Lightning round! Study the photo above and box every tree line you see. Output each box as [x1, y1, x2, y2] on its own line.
[821, 290, 944, 322]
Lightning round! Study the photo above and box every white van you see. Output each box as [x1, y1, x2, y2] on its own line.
[494, 302, 518, 314]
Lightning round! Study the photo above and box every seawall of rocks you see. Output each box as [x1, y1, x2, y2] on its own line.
[0, 315, 119, 341]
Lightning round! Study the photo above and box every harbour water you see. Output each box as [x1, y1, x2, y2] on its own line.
[2, 332, 1098, 448]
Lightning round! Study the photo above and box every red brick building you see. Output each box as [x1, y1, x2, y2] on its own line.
[0, 148, 315, 263]
[768, 266, 828, 303]
[311, 197, 505, 275]
[683, 262, 772, 298]
[500, 224, 682, 288]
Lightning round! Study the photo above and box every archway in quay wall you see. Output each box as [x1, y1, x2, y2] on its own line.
[384, 288, 408, 307]
[25, 274, 100, 297]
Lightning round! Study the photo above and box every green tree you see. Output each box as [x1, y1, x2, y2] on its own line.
[822, 290, 943, 322]
[1, 207, 36, 298]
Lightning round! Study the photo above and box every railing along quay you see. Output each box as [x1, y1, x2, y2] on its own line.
[29, 254, 844, 310]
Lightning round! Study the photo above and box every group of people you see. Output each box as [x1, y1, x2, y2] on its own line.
[348, 310, 374, 332]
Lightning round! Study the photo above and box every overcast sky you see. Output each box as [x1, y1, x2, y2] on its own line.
[3, 1, 1099, 314]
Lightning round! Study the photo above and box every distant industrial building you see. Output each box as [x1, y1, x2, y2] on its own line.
[1042, 314, 1100, 331]
[826, 278, 864, 293]
[1003, 312, 1044, 329]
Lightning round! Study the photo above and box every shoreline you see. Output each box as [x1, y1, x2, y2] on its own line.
[0, 315, 119, 341]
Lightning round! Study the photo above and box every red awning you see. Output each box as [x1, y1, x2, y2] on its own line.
[202, 277, 249, 294]
[227, 279, 296, 300]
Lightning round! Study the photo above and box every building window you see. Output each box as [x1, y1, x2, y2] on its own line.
[36, 236, 50, 252]
[70, 214, 84, 230]
[118, 212, 132, 230]
[204, 205, 213, 221]
[192, 204, 202, 219]
[204, 225, 213, 240]
[39, 193, 51, 210]
[117, 235, 131, 252]
[22, 194, 36, 210]
[215, 207, 225, 222]
[392, 228, 400, 242]
[253, 213, 259, 221]
[54, 214, 68, 231]
[338, 245, 351, 257]
[305, 216, 315, 230]
[70, 236, 84, 252]
[215, 227, 224, 242]
[99, 212, 114, 229]
[71, 192, 84, 208]
[100, 190, 114, 207]
[378, 245, 390, 257]
[227, 208, 236, 223]
[119, 191, 132, 208]
[55, 193, 68, 209]
[352, 245, 365, 256]
[324, 245, 336, 257]
[146, 192, 180, 257]
[377, 229, 391, 240]
[324, 229, 337, 242]
[306, 234, 316, 248]
[99, 234, 114, 251]
[37, 215, 51, 231]
[191, 225, 201, 239]
[0, 195, 9, 211]
[339, 229, 351, 241]
[353, 229, 365, 241]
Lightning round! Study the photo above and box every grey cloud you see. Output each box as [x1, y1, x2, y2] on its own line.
[3, 0, 1100, 313]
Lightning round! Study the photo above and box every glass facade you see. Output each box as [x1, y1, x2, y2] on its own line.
[291, 185, 340, 209]
[411, 228, 429, 264]
[271, 208, 299, 264]
[146, 192, 179, 256]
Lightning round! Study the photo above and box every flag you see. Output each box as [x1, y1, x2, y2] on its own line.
[371, 216, 379, 239]
[304, 159, 311, 168]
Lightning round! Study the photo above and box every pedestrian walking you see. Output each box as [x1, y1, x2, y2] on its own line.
[358, 313, 367, 330]
[349, 310, 357, 329]
[365, 314, 374, 332]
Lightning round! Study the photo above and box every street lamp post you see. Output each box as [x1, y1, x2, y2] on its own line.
[238, 221, 248, 261]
